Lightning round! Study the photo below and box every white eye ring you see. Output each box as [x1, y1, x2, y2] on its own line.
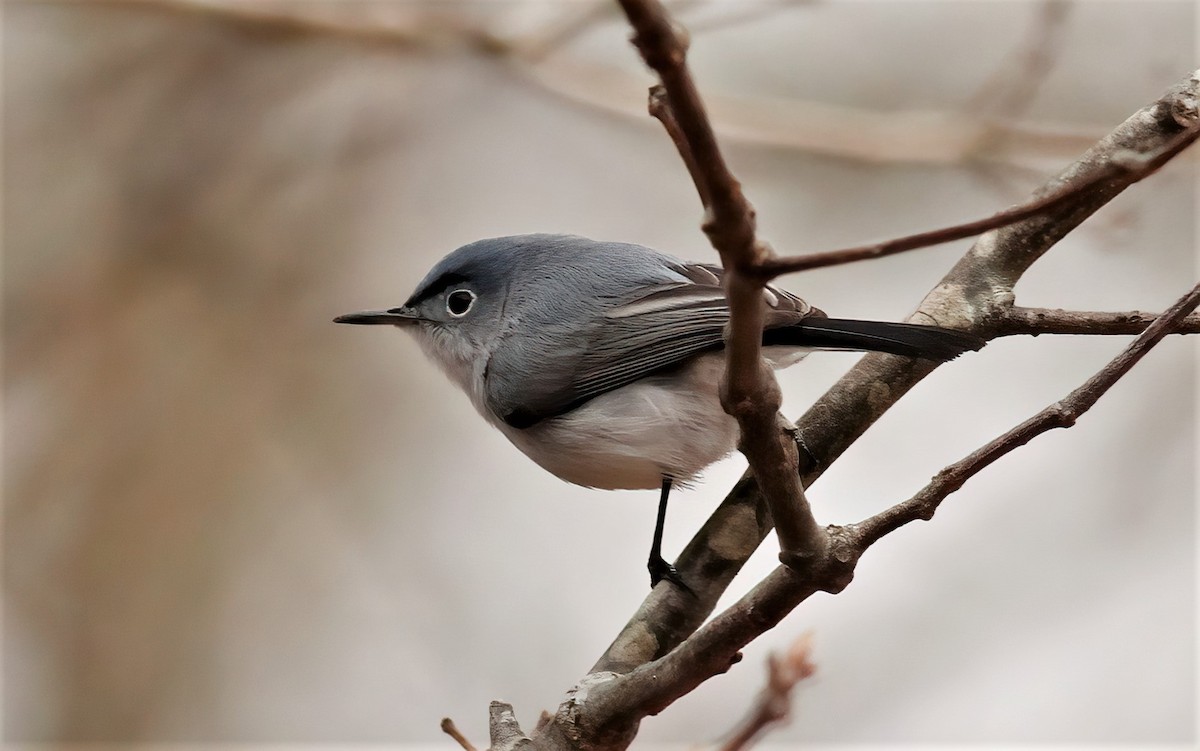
[446, 289, 476, 317]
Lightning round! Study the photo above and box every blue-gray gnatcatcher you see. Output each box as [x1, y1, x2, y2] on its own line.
[336, 234, 983, 589]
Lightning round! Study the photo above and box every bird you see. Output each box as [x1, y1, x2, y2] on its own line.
[336, 234, 983, 590]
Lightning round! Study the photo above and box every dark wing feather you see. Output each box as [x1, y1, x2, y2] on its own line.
[767, 318, 984, 360]
[486, 262, 817, 428]
[571, 266, 817, 399]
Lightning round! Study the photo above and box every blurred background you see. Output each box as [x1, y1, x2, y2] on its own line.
[4, 0, 1195, 745]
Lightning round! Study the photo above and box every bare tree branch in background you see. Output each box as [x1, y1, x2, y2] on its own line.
[562, 282, 1200, 738]
[968, 0, 1072, 120]
[129, 0, 1115, 168]
[715, 633, 816, 751]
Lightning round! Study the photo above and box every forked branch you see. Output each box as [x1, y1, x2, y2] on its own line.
[591, 9, 1199, 682]
[578, 280, 1199, 727]
[854, 281, 1200, 547]
[617, 0, 825, 567]
[505, 2, 1200, 748]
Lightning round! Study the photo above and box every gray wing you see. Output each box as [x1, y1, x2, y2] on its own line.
[485, 263, 819, 428]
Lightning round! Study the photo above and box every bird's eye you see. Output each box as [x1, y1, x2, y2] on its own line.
[446, 289, 476, 317]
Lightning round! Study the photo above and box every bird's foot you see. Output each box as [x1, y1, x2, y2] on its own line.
[648, 554, 696, 597]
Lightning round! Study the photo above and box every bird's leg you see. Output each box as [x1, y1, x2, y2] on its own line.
[647, 477, 693, 595]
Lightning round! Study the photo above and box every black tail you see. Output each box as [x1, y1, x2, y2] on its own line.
[765, 318, 985, 361]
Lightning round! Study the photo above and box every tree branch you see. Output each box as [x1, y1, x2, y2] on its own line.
[997, 307, 1200, 336]
[516, 3, 1200, 747]
[591, 69, 1200, 681]
[753, 123, 1199, 279]
[616, 0, 825, 566]
[854, 280, 1200, 548]
[581, 280, 1198, 726]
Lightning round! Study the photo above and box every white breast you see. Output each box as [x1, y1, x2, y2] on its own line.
[497, 353, 741, 490]
[414, 320, 810, 491]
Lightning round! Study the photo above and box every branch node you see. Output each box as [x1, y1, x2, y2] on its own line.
[725, 374, 782, 425]
[648, 83, 668, 112]
[777, 548, 818, 573]
[818, 526, 861, 592]
[1168, 76, 1200, 127]
[918, 499, 937, 521]
[626, 9, 688, 73]
[672, 21, 691, 59]
[776, 526, 856, 593]
[715, 650, 744, 676]
[1048, 400, 1078, 428]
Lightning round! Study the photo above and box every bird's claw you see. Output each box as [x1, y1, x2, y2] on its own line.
[648, 555, 696, 597]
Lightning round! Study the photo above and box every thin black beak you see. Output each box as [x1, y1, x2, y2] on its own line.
[333, 307, 423, 326]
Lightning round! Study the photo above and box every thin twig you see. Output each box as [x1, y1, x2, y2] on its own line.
[441, 717, 479, 751]
[648, 86, 711, 207]
[854, 281, 1200, 548]
[967, 0, 1072, 118]
[754, 124, 1200, 279]
[716, 633, 816, 751]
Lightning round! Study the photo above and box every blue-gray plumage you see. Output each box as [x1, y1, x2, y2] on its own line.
[336, 234, 983, 588]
